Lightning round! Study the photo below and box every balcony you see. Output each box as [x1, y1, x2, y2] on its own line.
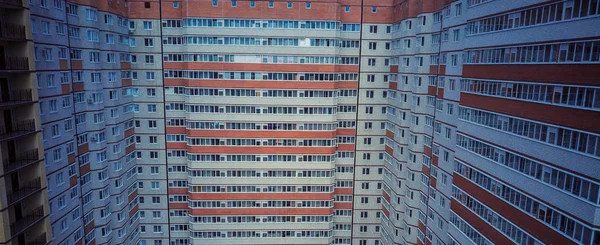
[27, 233, 47, 245]
[9, 206, 44, 236]
[6, 177, 41, 205]
[2, 149, 40, 174]
[0, 89, 33, 108]
[0, 22, 26, 40]
[0, 57, 29, 71]
[0, 119, 36, 142]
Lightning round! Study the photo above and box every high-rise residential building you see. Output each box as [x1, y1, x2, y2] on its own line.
[1, 0, 50, 244]
[17, 0, 600, 245]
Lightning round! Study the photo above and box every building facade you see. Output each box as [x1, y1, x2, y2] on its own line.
[18, 0, 600, 245]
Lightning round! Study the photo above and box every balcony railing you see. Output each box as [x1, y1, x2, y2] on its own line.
[0, 0, 23, 6]
[27, 233, 47, 245]
[0, 57, 29, 70]
[2, 148, 40, 173]
[6, 177, 41, 205]
[9, 206, 44, 236]
[0, 89, 33, 106]
[0, 22, 26, 40]
[0, 119, 36, 141]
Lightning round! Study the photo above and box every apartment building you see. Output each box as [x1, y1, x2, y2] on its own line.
[30, 0, 140, 245]
[18, 0, 600, 245]
[383, 0, 600, 245]
[0, 0, 50, 245]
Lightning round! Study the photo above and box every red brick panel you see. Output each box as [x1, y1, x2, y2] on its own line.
[460, 93, 600, 133]
[463, 64, 600, 86]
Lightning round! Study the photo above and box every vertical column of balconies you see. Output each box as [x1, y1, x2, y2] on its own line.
[0, 0, 50, 244]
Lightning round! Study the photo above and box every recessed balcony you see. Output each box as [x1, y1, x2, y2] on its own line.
[6, 177, 42, 205]
[0, 89, 33, 108]
[0, 22, 26, 40]
[0, 119, 36, 142]
[2, 148, 40, 174]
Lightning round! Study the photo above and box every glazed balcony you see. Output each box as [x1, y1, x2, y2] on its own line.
[2, 148, 40, 174]
[0, 57, 29, 71]
[0, 22, 26, 40]
[6, 177, 41, 205]
[0, 89, 33, 108]
[9, 206, 44, 236]
[0, 119, 36, 142]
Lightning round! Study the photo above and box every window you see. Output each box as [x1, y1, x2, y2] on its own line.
[451, 54, 458, 66]
[287, 2, 292, 8]
[145, 55, 154, 64]
[56, 172, 65, 186]
[148, 104, 157, 112]
[146, 88, 156, 97]
[232, 0, 237, 7]
[345, 6, 350, 12]
[369, 42, 377, 50]
[173, 2, 179, 8]
[143, 21, 152, 30]
[268, 1, 274, 8]
[85, 8, 97, 21]
[49, 99, 58, 112]
[250, 1, 255, 7]
[369, 25, 379, 34]
[144, 38, 153, 47]
[146, 72, 155, 80]
[305, 2, 311, 8]
[368, 58, 376, 66]
[453, 29, 460, 42]
[455, 3, 462, 16]
[372, 7, 377, 13]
